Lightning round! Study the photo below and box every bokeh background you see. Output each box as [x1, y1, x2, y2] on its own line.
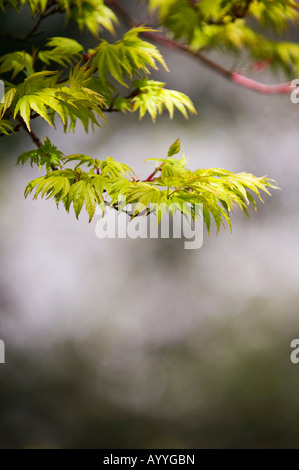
[1, 1, 299, 449]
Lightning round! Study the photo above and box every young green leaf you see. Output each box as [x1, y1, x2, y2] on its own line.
[167, 139, 181, 157]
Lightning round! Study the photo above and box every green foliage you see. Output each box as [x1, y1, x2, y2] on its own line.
[114, 78, 196, 121]
[23, 139, 276, 231]
[38, 37, 84, 67]
[0, 0, 288, 235]
[249, 0, 298, 32]
[90, 27, 168, 87]
[17, 137, 64, 172]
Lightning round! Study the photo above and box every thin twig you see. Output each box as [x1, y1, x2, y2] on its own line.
[0, 112, 40, 138]
[104, 0, 132, 27]
[0, 2, 64, 42]
[23, 4, 64, 40]
[143, 162, 165, 182]
[23, 127, 42, 148]
[0, 32, 29, 41]
[14, 114, 59, 170]
[14, 114, 41, 148]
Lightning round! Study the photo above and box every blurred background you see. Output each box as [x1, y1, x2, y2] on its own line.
[1, 1, 299, 449]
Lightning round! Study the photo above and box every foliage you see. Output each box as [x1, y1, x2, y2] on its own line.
[0, 0, 291, 233]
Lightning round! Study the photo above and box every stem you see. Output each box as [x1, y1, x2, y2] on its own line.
[0, 2, 64, 41]
[104, 0, 132, 27]
[15, 115, 58, 170]
[143, 169, 158, 182]
[0, 112, 40, 138]
[142, 30, 231, 80]
[24, 4, 64, 40]
[231, 73, 293, 94]
[0, 32, 30, 41]
[143, 162, 165, 182]
[24, 127, 42, 148]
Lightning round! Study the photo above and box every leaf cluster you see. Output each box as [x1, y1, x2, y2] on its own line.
[23, 138, 276, 231]
[148, 0, 299, 76]
[0, 0, 282, 234]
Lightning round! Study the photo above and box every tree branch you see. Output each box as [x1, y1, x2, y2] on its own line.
[0, 102, 121, 139]
[24, 4, 64, 40]
[104, 0, 132, 28]
[0, 32, 29, 41]
[104, 0, 294, 95]
[143, 30, 294, 94]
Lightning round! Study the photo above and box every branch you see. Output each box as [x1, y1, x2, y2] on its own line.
[0, 101, 120, 139]
[231, 73, 293, 94]
[106, 201, 152, 218]
[104, 0, 295, 95]
[143, 162, 165, 182]
[143, 30, 294, 94]
[0, 112, 40, 138]
[14, 114, 59, 169]
[0, 32, 29, 41]
[23, 4, 64, 40]
[104, 0, 132, 27]
[22, 15, 44, 41]
[23, 127, 42, 148]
